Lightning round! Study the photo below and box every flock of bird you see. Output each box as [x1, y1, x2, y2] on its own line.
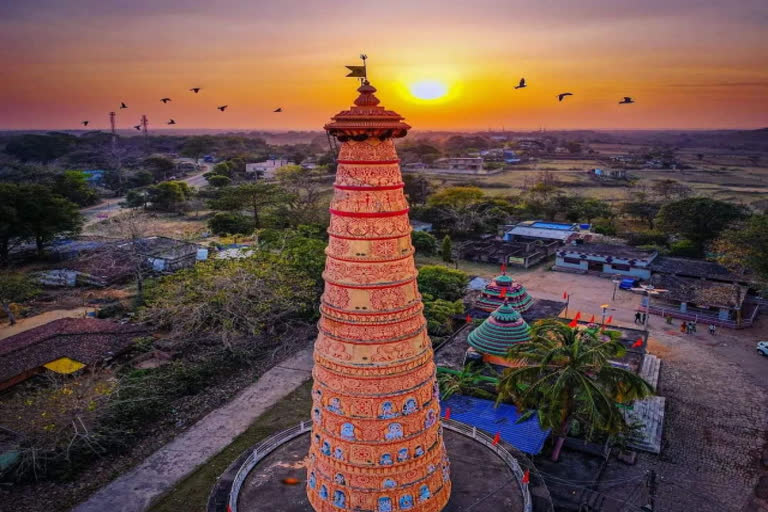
[80, 87, 284, 129]
[514, 77, 634, 104]
[80, 77, 634, 129]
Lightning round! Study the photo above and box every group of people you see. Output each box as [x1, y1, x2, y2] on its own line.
[633, 311, 647, 325]
[679, 320, 717, 336]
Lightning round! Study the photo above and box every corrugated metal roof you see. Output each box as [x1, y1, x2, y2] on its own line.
[508, 226, 573, 240]
[441, 395, 551, 454]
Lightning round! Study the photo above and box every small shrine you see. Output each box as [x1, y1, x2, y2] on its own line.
[475, 269, 533, 314]
[467, 301, 531, 367]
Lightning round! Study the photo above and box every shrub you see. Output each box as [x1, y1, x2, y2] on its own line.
[208, 212, 254, 235]
[669, 239, 699, 258]
[412, 231, 438, 255]
[417, 265, 468, 302]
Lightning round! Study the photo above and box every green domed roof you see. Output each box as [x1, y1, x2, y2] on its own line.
[476, 274, 533, 313]
[468, 301, 531, 356]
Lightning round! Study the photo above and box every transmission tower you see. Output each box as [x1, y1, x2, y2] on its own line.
[140, 115, 149, 154]
[109, 111, 117, 152]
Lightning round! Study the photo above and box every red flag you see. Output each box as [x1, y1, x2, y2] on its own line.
[492, 431, 501, 445]
[501, 263, 507, 274]
[606, 315, 613, 325]
[632, 338, 643, 348]
[568, 318, 578, 328]
[522, 469, 530, 484]
[444, 407, 451, 420]
[574, 311, 582, 321]
[227, 506, 233, 512]
[563, 290, 568, 299]
[500, 287, 507, 298]
[466, 314, 472, 324]
[589, 314, 595, 323]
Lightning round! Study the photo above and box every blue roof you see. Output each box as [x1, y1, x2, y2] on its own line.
[441, 395, 551, 455]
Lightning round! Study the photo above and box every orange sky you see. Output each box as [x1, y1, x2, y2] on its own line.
[1, 0, 767, 131]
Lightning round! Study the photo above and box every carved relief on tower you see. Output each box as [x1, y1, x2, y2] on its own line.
[314, 379, 436, 421]
[335, 164, 403, 188]
[322, 282, 419, 313]
[323, 258, 416, 286]
[319, 314, 424, 343]
[315, 407, 440, 445]
[337, 138, 397, 162]
[313, 360, 437, 396]
[325, 235, 412, 262]
[328, 214, 411, 239]
[330, 189, 409, 214]
[315, 330, 429, 367]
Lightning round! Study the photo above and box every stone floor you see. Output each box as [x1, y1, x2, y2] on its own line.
[237, 430, 526, 511]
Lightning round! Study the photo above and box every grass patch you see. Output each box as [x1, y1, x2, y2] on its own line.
[149, 381, 313, 512]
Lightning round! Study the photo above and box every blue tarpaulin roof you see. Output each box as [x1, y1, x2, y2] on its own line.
[441, 395, 551, 455]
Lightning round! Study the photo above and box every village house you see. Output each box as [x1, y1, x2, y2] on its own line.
[0, 318, 146, 391]
[409, 219, 433, 232]
[460, 238, 559, 268]
[554, 243, 657, 279]
[503, 220, 583, 244]
[245, 159, 290, 179]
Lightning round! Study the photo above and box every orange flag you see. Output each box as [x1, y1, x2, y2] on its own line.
[466, 314, 472, 324]
[563, 291, 568, 299]
[500, 287, 508, 298]
[632, 338, 643, 348]
[606, 315, 613, 325]
[444, 407, 451, 420]
[574, 311, 582, 321]
[522, 469, 530, 484]
[589, 314, 595, 323]
[492, 431, 501, 445]
[568, 318, 578, 328]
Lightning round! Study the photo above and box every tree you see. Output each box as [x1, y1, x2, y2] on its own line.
[422, 296, 463, 336]
[147, 181, 192, 213]
[207, 175, 231, 188]
[142, 255, 316, 347]
[656, 198, 747, 256]
[4, 133, 77, 163]
[438, 364, 496, 400]
[651, 179, 692, 202]
[275, 165, 329, 226]
[713, 214, 768, 284]
[180, 136, 215, 162]
[574, 198, 613, 224]
[402, 174, 434, 204]
[21, 185, 83, 256]
[211, 162, 233, 178]
[621, 202, 661, 229]
[417, 265, 468, 302]
[411, 231, 438, 255]
[144, 155, 176, 182]
[427, 187, 496, 235]
[208, 212, 254, 236]
[441, 235, 453, 263]
[209, 183, 286, 228]
[497, 320, 653, 461]
[0, 273, 38, 325]
[54, 170, 99, 207]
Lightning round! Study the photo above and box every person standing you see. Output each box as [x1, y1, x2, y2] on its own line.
[635, 312, 641, 324]
[691, 321, 697, 333]
[709, 324, 716, 335]
[680, 322, 686, 334]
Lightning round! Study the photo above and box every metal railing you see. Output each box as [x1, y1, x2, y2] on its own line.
[228, 421, 312, 512]
[442, 419, 533, 512]
[228, 419, 533, 512]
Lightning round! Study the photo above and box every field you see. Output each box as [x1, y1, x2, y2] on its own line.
[421, 147, 768, 208]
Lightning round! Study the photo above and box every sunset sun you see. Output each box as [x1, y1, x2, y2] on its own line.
[409, 80, 449, 100]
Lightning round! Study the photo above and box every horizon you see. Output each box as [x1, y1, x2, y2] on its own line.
[2, 0, 767, 131]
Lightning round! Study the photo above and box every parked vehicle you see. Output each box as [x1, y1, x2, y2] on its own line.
[619, 278, 639, 290]
[757, 341, 768, 357]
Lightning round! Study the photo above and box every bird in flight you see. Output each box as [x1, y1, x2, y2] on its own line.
[134, 125, 141, 131]
[82, 121, 89, 127]
[619, 96, 634, 104]
[273, 107, 283, 112]
[217, 105, 228, 112]
[514, 78, 526, 89]
[557, 92, 573, 102]
[167, 119, 176, 125]
[160, 98, 171, 103]
[189, 87, 201, 94]
[120, 102, 127, 109]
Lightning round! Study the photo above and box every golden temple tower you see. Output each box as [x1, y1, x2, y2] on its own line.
[306, 79, 452, 512]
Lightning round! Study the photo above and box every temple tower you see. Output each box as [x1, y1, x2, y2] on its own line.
[306, 81, 452, 512]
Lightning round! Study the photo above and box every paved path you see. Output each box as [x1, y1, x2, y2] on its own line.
[71, 349, 314, 512]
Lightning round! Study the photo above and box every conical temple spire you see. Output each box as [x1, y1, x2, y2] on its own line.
[324, 82, 411, 141]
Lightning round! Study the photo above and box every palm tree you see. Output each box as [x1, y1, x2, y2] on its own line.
[497, 319, 653, 461]
[438, 364, 498, 401]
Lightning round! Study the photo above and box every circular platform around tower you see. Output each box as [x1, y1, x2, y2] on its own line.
[208, 420, 533, 512]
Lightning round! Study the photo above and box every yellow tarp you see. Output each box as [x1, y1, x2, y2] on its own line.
[43, 357, 85, 374]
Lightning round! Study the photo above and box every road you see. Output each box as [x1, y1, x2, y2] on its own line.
[81, 161, 211, 225]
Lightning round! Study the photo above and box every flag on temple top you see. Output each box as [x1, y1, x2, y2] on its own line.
[522, 469, 530, 484]
[500, 287, 507, 298]
[574, 311, 582, 320]
[444, 407, 451, 420]
[563, 291, 568, 299]
[632, 338, 643, 348]
[606, 315, 613, 325]
[466, 314, 472, 324]
[589, 314, 595, 323]
[568, 318, 578, 328]
[492, 431, 501, 445]
[345, 65, 366, 78]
